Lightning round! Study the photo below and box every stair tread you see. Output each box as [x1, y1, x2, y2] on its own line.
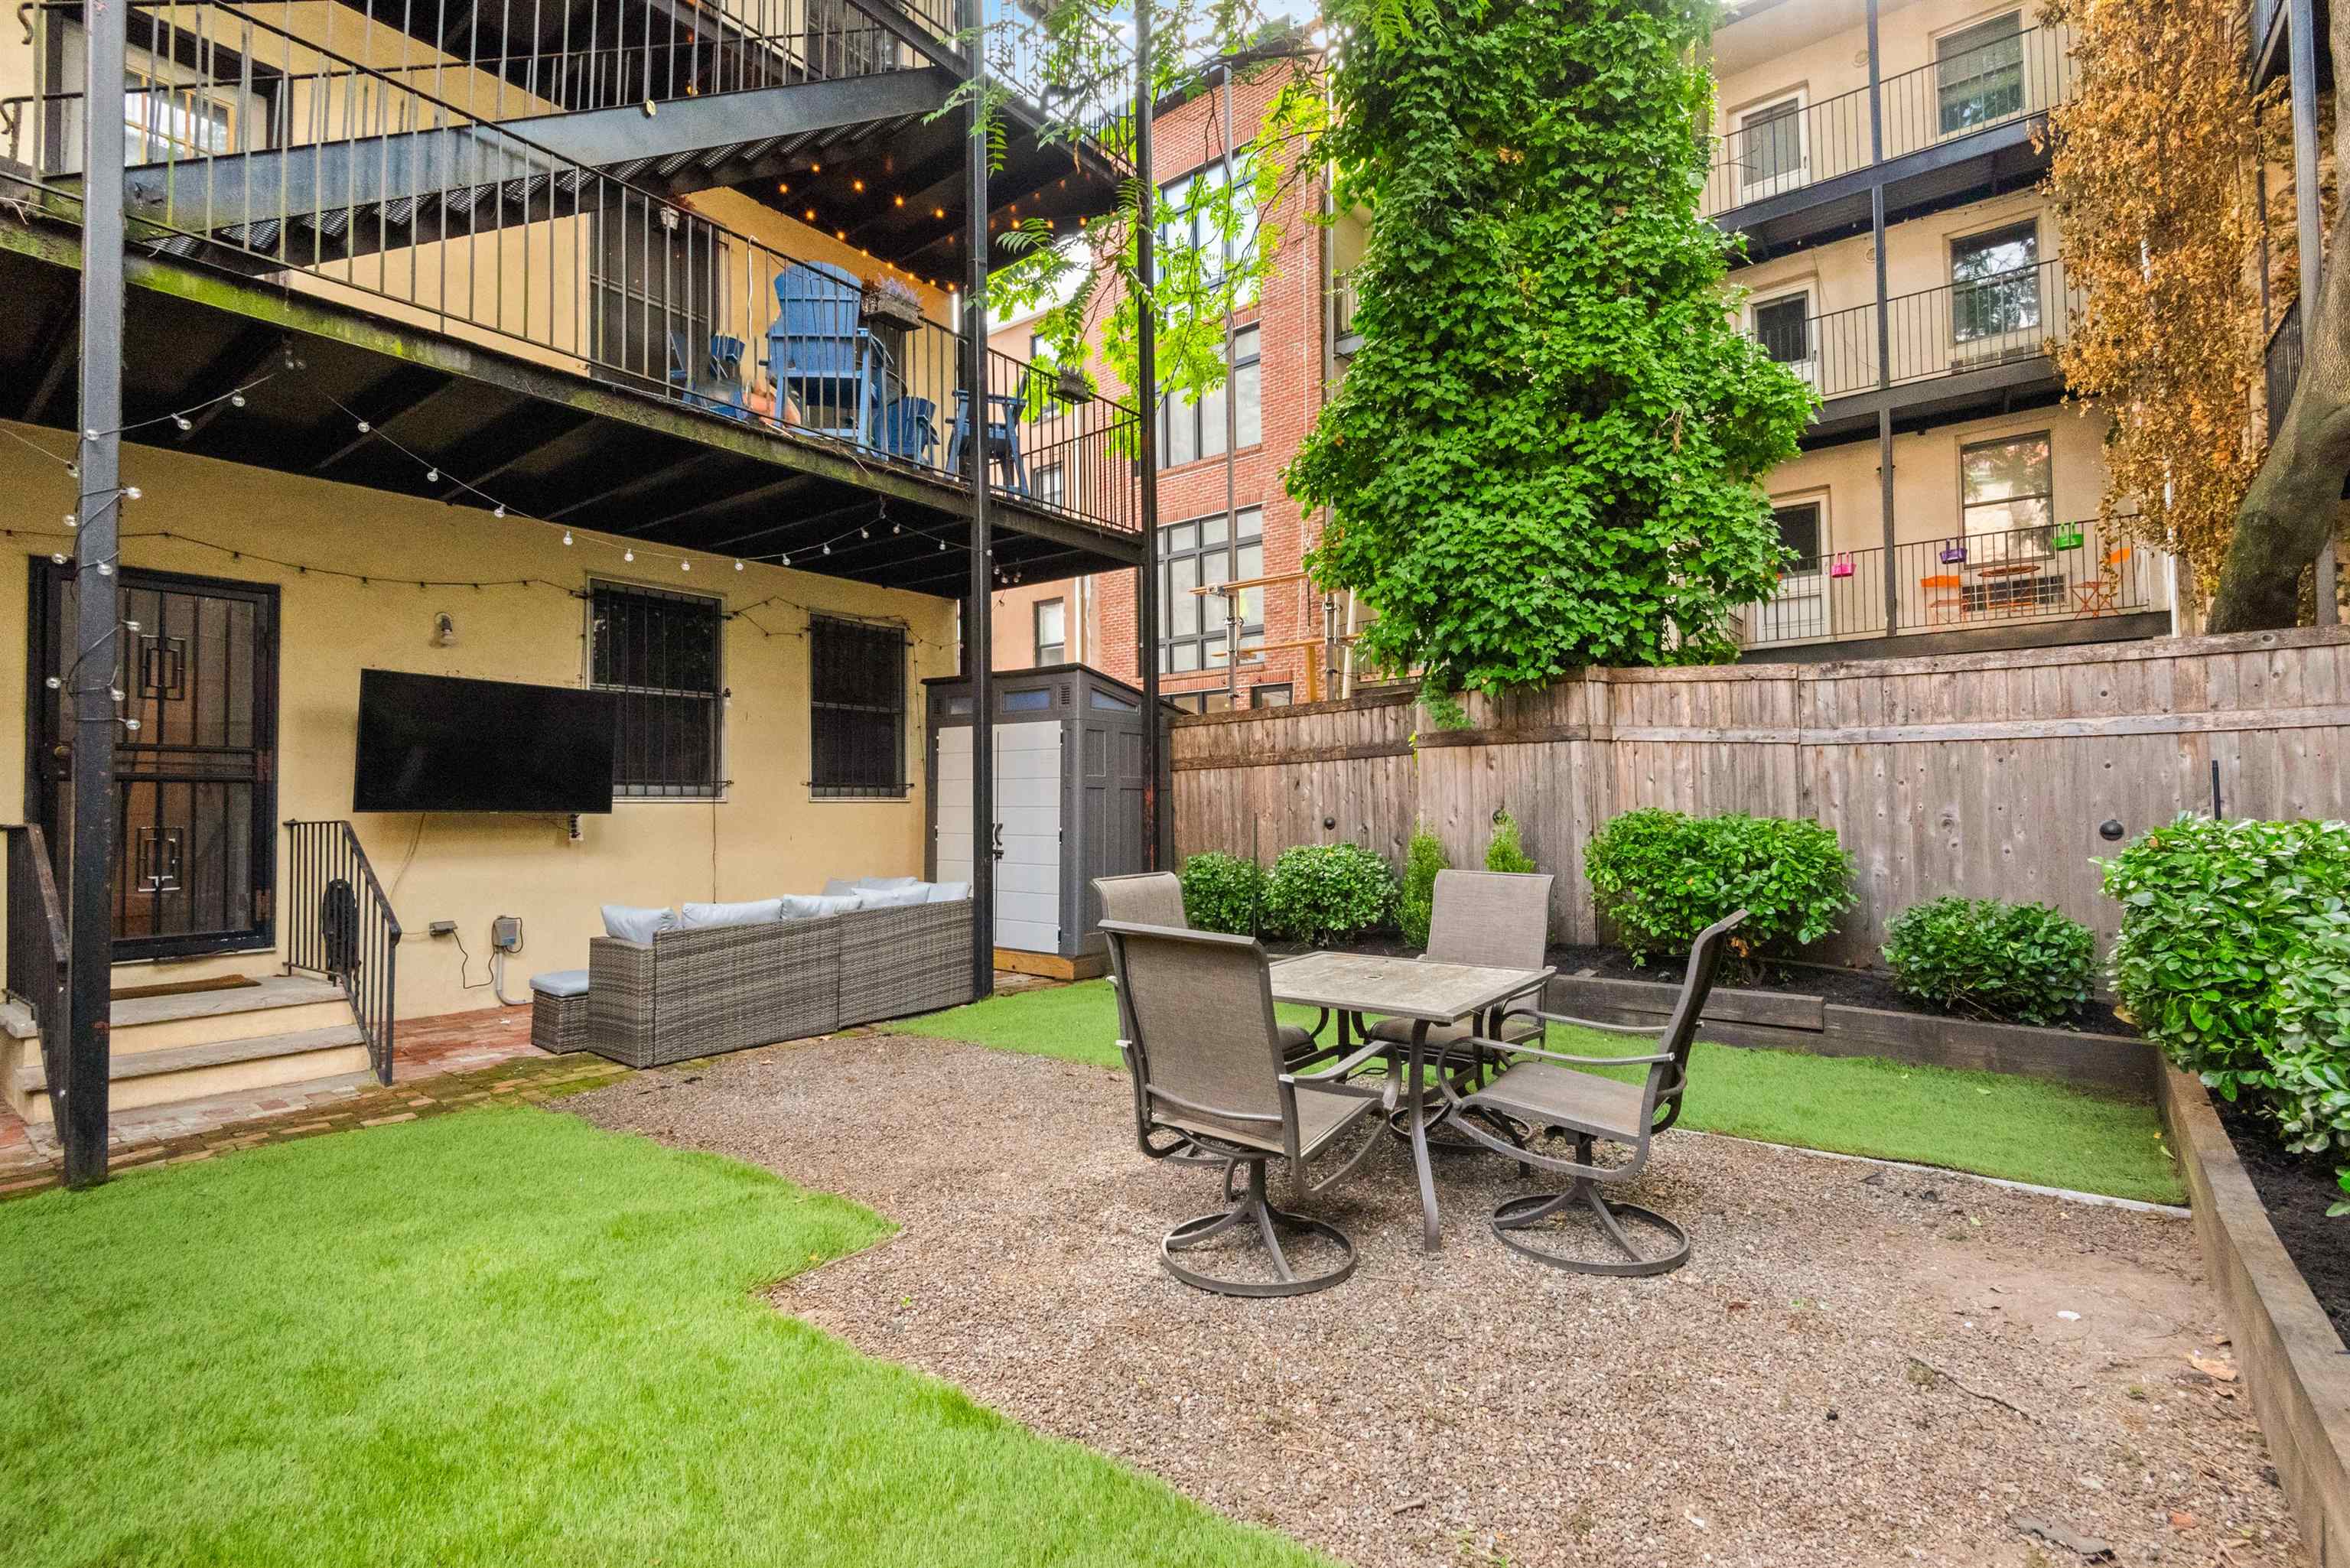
[109, 975, 347, 1030]
[15, 1022, 367, 1091]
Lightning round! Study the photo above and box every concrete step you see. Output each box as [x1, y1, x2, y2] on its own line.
[107, 976, 353, 1056]
[11, 1023, 373, 1125]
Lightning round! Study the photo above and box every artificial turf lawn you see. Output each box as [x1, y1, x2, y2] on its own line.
[0, 1107, 1326, 1568]
[883, 980, 2186, 1205]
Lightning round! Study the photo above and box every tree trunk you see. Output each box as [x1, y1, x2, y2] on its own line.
[2206, 4, 2350, 633]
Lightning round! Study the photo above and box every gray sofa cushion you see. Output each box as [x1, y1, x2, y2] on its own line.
[854, 876, 924, 892]
[529, 968, 590, 998]
[926, 880, 970, 903]
[821, 878, 861, 897]
[858, 884, 930, 909]
[680, 898, 786, 929]
[601, 903, 679, 944]
[780, 892, 867, 922]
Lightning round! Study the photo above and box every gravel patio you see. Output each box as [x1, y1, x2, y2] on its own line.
[568, 1033, 2305, 1568]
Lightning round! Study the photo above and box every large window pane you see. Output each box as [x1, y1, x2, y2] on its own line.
[1740, 99, 1802, 189]
[1938, 12, 2025, 136]
[1960, 433, 2054, 542]
[809, 616, 907, 798]
[1753, 296, 1810, 363]
[1951, 222, 2039, 342]
[1233, 326, 1262, 447]
[590, 584, 723, 798]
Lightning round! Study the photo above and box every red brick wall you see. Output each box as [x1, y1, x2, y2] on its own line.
[983, 64, 1336, 706]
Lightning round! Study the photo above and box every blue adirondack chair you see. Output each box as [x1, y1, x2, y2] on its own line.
[946, 372, 1032, 495]
[877, 396, 939, 464]
[667, 330, 753, 422]
[768, 261, 882, 443]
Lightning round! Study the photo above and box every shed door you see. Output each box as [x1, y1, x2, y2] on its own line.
[933, 724, 1064, 955]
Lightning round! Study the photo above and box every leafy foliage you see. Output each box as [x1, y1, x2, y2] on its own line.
[1178, 851, 1268, 935]
[1880, 896, 2095, 1026]
[1483, 811, 1536, 875]
[1287, 0, 1814, 704]
[2042, 0, 2280, 592]
[1584, 808, 1854, 966]
[1264, 843, 1398, 945]
[1399, 824, 1449, 948]
[2272, 914, 2350, 1216]
[2101, 814, 2350, 1102]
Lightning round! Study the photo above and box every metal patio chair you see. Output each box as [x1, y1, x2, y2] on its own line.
[1100, 919, 1391, 1297]
[1434, 909, 1746, 1277]
[770, 260, 883, 443]
[1365, 868, 1553, 1150]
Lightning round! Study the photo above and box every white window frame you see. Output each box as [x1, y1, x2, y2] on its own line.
[1731, 90, 1809, 200]
[1930, 8, 2029, 145]
[1746, 287, 1818, 388]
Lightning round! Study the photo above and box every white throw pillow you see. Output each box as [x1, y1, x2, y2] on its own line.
[821, 878, 860, 898]
[854, 876, 923, 892]
[778, 892, 867, 922]
[858, 884, 929, 909]
[926, 881, 971, 903]
[601, 903, 679, 944]
[679, 898, 785, 930]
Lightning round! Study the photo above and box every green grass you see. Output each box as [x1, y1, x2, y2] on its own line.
[884, 980, 2186, 1205]
[0, 1108, 1326, 1568]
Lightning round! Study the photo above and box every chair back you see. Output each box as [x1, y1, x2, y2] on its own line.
[1645, 909, 1747, 1131]
[1424, 869, 1551, 970]
[1099, 919, 1287, 1152]
[773, 261, 864, 378]
[1094, 871, 1186, 930]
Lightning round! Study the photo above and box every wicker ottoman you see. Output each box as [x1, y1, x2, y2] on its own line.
[530, 969, 591, 1053]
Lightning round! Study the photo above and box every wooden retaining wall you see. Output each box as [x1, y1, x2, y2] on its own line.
[1169, 626, 2350, 966]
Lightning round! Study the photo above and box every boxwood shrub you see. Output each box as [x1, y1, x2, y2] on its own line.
[1584, 807, 1855, 965]
[1265, 842, 1397, 945]
[1399, 824, 1448, 949]
[1881, 896, 2094, 1026]
[1484, 810, 1536, 874]
[1178, 851, 1265, 935]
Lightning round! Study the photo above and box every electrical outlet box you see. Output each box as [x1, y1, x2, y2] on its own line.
[491, 916, 522, 952]
[427, 920, 457, 938]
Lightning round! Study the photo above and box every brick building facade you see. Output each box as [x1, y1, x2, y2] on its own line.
[989, 63, 1349, 709]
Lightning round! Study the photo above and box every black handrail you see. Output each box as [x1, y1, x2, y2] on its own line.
[283, 819, 402, 1086]
[2, 823, 70, 1103]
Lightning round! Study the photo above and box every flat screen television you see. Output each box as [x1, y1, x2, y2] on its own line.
[354, 669, 617, 814]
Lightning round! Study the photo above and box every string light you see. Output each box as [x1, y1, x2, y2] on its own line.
[623, 548, 635, 562]
[561, 530, 573, 546]
[851, 179, 864, 193]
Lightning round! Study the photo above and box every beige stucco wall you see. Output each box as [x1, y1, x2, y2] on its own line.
[0, 425, 957, 1020]
[1733, 187, 2060, 320]
[1766, 401, 2115, 552]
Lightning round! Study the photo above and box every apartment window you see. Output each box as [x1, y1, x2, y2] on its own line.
[1159, 161, 1260, 289]
[1159, 323, 1261, 468]
[1751, 294, 1811, 366]
[1034, 461, 1066, 509]
[1166, 691, 1238, 715]
[1251, 684, 1294, 708]
[1772, 501, 1823, 563]
[1159, 507, 1265, 674]
[1960, 433, 2054, 544]
[1738, 97, 1804, 191]
[1950, 222, 2040, 344]
[1034, 598, 1066, 665]
[1937, 11, 2026, 136]
[809, 616, 908, 799]
[589, 583, 723, 799]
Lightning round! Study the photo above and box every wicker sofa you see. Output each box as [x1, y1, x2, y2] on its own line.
[585, 896, 976, 1069]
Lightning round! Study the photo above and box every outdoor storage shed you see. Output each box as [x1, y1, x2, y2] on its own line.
[925, 663, 1160, 977]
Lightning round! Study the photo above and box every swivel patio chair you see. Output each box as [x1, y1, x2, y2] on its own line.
[1365, 869, 1553, 1150]
[1434, 909, 1746, 1277]
[1100, 918, 1391, 1297]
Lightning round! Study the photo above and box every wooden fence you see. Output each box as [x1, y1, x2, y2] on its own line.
[1169, 626, 2350, 966]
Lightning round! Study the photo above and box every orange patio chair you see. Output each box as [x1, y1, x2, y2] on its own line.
[1920, 572, 1967, 624]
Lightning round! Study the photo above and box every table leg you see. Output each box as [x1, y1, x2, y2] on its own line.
[1408, 1019, 1440, 1252]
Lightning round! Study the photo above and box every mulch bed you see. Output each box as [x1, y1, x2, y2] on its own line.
[1269, 935, 2137, 1035]
[2214, 1098, 2350, 1342]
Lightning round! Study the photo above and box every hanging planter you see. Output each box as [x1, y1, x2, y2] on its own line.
[1054, 365, 1094, 405]
[1940, 544, 1970, 564]
[1830, 554, 1856, 578]
[2052, 525, 2085, 551]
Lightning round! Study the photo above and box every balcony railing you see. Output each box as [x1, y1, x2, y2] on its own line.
[2266, 297, 2303, 440]
[0, 0, 1141, 536]
[1704, 23, 2075, 218]
[1752, 255, 2078, 402]
[1738, 519, 2169, 649]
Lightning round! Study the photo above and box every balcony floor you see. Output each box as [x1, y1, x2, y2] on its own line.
[0, 216, 1140, 595]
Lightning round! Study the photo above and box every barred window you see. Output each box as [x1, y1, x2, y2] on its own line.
[810, 616, 908, 798]
[589, 582, 723, 798]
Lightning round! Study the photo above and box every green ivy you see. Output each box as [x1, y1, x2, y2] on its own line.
[1178, 851, 1267, 935]
[1287, 0, 1815, 708]
[1399, 824, 1448, 948]
[1264, 843, 1398, 945]
[1584, 808, 1854, 967]
[1484, 811, 1536, 874]
[1881, 896, 2095, 1026]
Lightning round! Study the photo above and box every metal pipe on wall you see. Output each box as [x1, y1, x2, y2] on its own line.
[962, 0, 995, 997]
[1135, 2, 1166, 866]
[1867, 0, 1898, 635]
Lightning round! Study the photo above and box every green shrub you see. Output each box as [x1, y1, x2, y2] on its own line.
[1178, 852, 1265, 935]
[1265, 843, 1397, 945]
[1399, 824, 1448, 949]
[1484, 811, 1536, 874]
[2273, 916, 2350, 1216]
[2101, 815, 2350, 1109]
[1584, 808, 1855, 965]
[1881, 896, 2095, 1026]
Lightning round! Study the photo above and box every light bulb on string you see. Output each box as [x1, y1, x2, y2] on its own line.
[125, 487, 140, 499]
[426, 468, 438, 483]
[780, 553, 792, 567]
[561, 529, 573, 546]
[493, 504, 506, 518]
[734, 560, 745, 571]
[174, 415, 191, 431]
[680, 560, 691, 572]
[230, 393, 245, 408]
[623, 549, 635, 562]
[63, 513, 75, 529]
[356, 421, 370, 434]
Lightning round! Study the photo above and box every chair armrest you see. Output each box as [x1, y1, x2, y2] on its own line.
[1532, 1010, 1671, 1037]
[1143, 1080, 1282, 1127]
[1281, 1037, 1389, 1086]
[1442, 1034, 1675, 1070]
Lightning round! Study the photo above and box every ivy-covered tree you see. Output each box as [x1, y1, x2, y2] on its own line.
[1286, 0, 1814, 706]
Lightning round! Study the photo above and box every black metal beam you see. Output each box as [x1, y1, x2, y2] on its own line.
[1133, 2, 1164, 869]
[175, 327, 285, 442]
[17, 307, 80, 424]
[433, 407, 601, 501]
[543, 447, 731, 519]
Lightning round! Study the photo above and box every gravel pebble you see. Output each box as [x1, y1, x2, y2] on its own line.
[569, 1033, 2307, 1568]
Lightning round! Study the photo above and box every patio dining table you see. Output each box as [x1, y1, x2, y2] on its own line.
[1268, 951, 1554, 1253]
